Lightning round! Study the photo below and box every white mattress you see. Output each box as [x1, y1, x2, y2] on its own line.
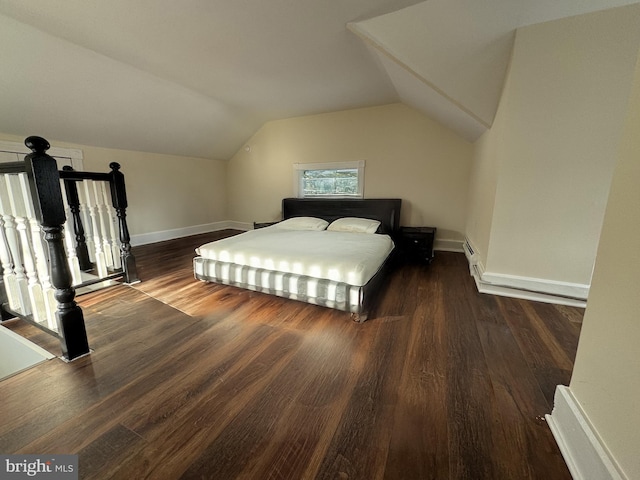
[195, 226, 394, 287]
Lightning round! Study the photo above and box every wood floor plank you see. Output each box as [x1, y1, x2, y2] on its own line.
[104, 329, 305, 479]
[0, 289, 205, 452]
[498, 297, 579, 408]
[529, 301, 582, 362]
[443, 272, 502, 480]
[475, 314, 571, 479]
[77, 424, 147, 480]
[313, 317, 414, 479]
[180, 312, 366, 479]
[499, 297, 574, 371]
[240, 316, 369, 479]
[0, 233, 585, 479]
[12, 295, 255, 454]
[383, 265, 450, 480]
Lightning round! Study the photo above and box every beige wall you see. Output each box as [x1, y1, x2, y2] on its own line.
[227, 103, 473, 241]
[465, 132, 496, 261]
[0, 132, 228, 237]
[464, 69, 509, 261]
[569, 47, 640, 479]
[466, 5, 640, 286]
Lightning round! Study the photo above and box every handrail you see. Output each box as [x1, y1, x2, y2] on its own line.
[0, 162, 27, 174]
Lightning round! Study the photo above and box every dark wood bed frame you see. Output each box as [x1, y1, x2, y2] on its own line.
[281, 197, 402, 322]
[282, 197, 401, 234]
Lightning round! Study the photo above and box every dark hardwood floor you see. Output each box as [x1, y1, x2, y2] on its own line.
[0, 231, 583, 479]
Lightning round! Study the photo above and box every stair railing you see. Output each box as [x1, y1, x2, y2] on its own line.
[0, 136, 139, 360]
[0, 136, 91, 360]
[59, 163, 138, 285]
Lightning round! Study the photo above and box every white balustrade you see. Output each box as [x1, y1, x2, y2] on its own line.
[0, 171, 67, 331]
[7, 173, 52, 327]
[18, 172, 57, 330]
[0, 174, 30, 315]
[77, 181, 96, 264]
[93, 180, 115, 269]
[0, 175, 21, 313]
[82, 180, 108, 277]
[99, 181, 121, 269]
[57, 176, 124, 289]
[1, 166, 126, 330]
[59, 179, 83, 287]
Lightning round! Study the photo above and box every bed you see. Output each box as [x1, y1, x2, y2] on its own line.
[193, 198, 402, 322]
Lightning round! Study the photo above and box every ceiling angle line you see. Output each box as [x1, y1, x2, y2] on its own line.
[346, 22, 491, 129]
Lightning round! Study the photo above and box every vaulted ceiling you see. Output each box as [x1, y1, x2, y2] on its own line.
[0, 0, 637, 159]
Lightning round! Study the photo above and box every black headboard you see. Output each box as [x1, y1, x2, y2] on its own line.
[282, 198, 402, 234]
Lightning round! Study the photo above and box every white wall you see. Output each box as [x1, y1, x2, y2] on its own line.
[464, 86, 506, 262]
[0, 132, 228, 241]
[466, 5, 640, 291]
[227, 103, 473, 243]
[568, 46, 640, 479]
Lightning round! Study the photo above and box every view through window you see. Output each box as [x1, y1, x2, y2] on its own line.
[301, 168, 359, 196]
[294, 161, 365, 198]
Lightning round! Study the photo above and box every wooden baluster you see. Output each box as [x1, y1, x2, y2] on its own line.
[61, 166, 92, 271]
[0, 174, 30, 314]
[58, 178, 83, 287]
[109, 163, 139, 284]
[7, 174, 46, 323]
[7, 173, 46, 323]
[0, 175, 21, 313]
[99, 181, 122, 270]
[24, 136, 89, 361]
[92, 180, 115, 269]
[77, 180, 96, 264]
[18, 173, 57, 329]
[82, 179, 108, 278]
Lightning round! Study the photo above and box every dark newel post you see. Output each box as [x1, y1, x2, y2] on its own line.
[108, 162, 139, 284]
[24, 136, 90, 361]
[61, 166, 92, 271]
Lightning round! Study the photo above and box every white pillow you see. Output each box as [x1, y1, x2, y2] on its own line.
[275, 216, 329, 231]
[327, 217, 381, 234]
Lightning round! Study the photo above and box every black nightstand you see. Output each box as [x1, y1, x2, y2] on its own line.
[253, 221, 279, 229]
[396, 226, 436, 264]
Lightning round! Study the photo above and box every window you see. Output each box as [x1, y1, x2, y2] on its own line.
[293, 160, 365, 198]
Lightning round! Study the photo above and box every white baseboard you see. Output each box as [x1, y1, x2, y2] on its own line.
[481, 271, 589, 301]
[463, 237, 588, 307]
[130, 221, 251, 246]
[473, 275, 587, 307]
[546, 386, 625, 480]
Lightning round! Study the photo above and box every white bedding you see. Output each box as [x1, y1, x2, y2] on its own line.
[195, 226, 394, 287]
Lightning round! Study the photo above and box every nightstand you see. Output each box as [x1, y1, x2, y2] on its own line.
[396, 226, 436, 264]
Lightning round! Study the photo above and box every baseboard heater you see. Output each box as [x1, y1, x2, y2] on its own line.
[463, 237, 588, 308]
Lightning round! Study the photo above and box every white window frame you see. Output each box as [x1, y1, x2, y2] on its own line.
[293, 160, 365, 198]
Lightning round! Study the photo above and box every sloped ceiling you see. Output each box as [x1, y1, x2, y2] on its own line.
[349, 0, 640, 142]
[0, 0, 638, 159]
